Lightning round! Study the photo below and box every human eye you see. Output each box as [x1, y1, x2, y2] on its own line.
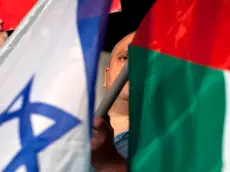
[119, 56, 128, 61]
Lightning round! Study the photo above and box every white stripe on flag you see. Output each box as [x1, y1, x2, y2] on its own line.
[223, 72, 230, 172]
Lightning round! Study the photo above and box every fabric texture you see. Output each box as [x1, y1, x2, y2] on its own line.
[129, 0, 230, 171]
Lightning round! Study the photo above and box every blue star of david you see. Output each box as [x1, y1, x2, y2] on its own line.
[0, 77, 82, 172]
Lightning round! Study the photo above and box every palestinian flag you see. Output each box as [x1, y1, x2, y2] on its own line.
[128, 0, 230, 171]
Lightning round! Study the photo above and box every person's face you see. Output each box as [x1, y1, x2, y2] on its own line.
[104, 33, 135, 101]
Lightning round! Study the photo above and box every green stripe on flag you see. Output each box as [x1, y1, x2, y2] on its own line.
[129, 46, 226, 172]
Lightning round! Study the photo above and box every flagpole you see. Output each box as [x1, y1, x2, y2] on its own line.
[95, 61, 128, 116]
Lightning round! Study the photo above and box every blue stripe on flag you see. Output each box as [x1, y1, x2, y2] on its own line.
[77, 0, 111, 135]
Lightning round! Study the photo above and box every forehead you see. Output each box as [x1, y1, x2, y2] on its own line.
[111, 33, 135, 59]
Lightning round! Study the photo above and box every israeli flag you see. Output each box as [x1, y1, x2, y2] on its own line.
[0, 0, 110, 171]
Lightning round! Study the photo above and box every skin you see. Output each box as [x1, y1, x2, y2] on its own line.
[91, 116, 127, 172]
[91, 32, 135, 172]
[104, 32, 136, 101]
[0, 19, 8, 48]
[104, 32, 135, 136]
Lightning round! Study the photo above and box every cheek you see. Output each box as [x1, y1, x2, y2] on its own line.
[120, 83, 129, 99]
[109, 66, 123, 82]
[123, 83, 129, 92]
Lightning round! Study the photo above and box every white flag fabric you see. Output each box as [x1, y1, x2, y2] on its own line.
[0, 0, 110, 171]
